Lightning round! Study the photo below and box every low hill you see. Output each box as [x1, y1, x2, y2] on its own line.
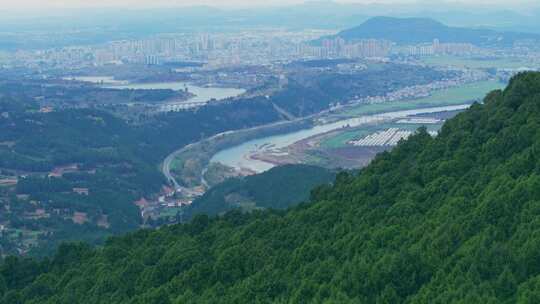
[333, 16, 540, 46]
[0, 90, 282, 256]
[3, 72, 540, 302]
[183, 164, 336, 221]
[0, 64, 451, 256]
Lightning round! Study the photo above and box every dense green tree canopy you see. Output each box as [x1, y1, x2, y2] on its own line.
[0, 92, 282, 254]
[184, 165, 336, 220]
[3, 72, 540, 303]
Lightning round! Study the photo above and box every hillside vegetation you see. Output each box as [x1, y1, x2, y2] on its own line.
[0, 62, 452, 256]
[3, 72, 540, 303]
[0, 95, 280, 255]
[183, 165, 336, 221]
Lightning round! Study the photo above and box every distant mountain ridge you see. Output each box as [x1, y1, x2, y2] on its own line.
[3, 6, 540, 50]
[332, 16, 540, 46]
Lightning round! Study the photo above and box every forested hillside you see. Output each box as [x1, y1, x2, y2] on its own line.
[0, 62, 451, 256]
[3, 72, 540, 303]
[0, 95, 280, 255]
[183, 165, 336, 221]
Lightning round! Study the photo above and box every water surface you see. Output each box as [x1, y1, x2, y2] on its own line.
[211, 104, 470, 173]
[104, 82, 245, 104]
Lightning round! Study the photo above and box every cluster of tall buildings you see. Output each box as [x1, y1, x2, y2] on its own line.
[19, 47, 93, 66]
[10, 35, 220, 67]
[296, 37, 393, 59]
[295, 37, 476, 59]
[107, 35, 216, 64]
[403, 39, 476, 56]
[7, 30, 494, 70]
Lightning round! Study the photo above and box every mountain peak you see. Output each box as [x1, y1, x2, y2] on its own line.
[334, 16, 539, 46]
[362, 16, 446, 28]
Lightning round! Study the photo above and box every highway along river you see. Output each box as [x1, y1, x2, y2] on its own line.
[210, 104, 471, 173]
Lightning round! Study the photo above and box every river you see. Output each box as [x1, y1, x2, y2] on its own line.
[210, 104, 471, 173]
[63, 76, 129, 85]
[66, 76, 246, 104]
[103, 82, 246, 104]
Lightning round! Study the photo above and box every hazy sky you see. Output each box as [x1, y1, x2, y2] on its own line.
[3, 0, 539, 10]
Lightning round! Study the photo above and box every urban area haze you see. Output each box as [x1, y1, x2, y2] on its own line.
[2, 0, 540, 10]
[2, 0, 540, 303]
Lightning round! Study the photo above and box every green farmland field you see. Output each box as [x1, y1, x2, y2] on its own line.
[422, 55, 537, 69]
[340, 80, 505, 117]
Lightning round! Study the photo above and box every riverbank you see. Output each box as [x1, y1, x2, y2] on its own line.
[165, 78, 505, 198]
[103, 81, 246, 104]
[214, 104, 470, 173]
[162, 118, 313, 190]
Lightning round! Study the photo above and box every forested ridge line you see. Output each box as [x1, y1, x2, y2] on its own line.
[3, 72, 540, 303]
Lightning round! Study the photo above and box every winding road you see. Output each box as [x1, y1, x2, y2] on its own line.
[161, 118, 312, 191]
[161, 103, 471, 191]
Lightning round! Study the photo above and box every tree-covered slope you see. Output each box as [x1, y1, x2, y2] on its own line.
[0, 94, 281, 256]
[3, 72, 540, 303]
[333, 16, 540, 46]
[183, 165, 336, 221]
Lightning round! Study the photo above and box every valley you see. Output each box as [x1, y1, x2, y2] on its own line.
[5, 71, 540, 303]
[3, 4, 540, 302]
[164, 78, 505, 214]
